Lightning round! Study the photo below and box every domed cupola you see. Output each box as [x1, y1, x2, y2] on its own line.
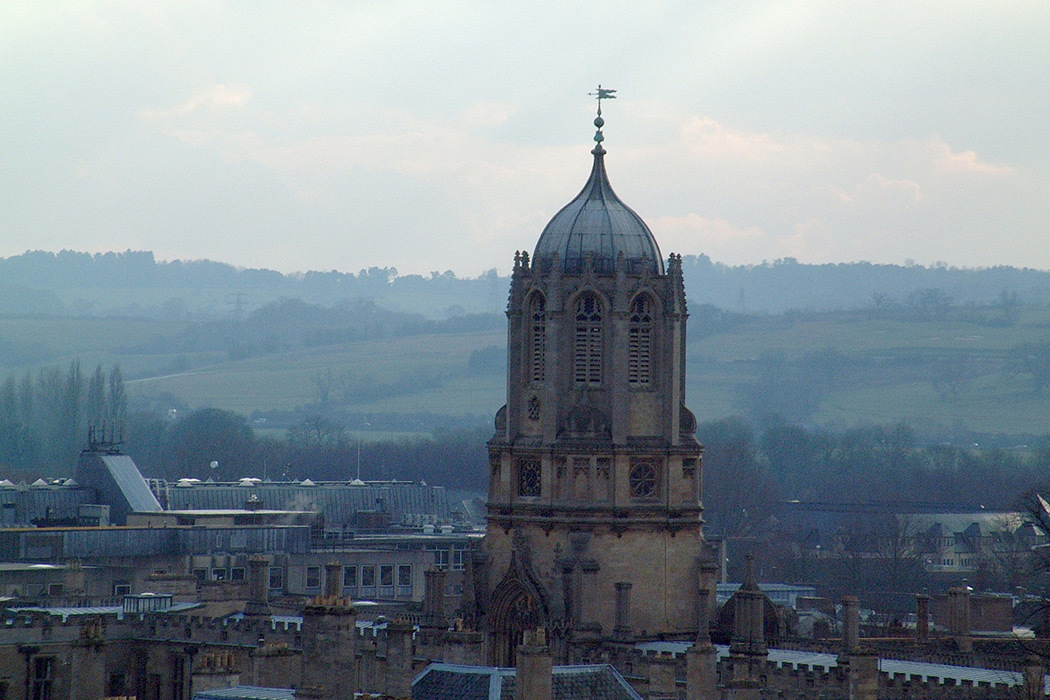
[532, 102, 663, 276]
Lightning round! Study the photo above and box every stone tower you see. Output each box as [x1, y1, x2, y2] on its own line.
[485, 96, 710, 665]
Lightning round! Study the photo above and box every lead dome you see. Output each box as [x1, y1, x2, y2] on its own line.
[532, 141, 663, 276]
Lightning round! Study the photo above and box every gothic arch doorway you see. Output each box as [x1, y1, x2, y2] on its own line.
[490, 582, 543, 666]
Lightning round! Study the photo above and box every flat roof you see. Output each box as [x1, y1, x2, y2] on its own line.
[147, 509, 317, 516]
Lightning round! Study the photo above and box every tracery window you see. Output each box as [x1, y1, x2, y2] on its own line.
[628, 295, 653, 385]
[518, 459, 541, 497]
[573, 293, 603, 384]
[629, 461, 658, 498]
[529, 294, 546, 383]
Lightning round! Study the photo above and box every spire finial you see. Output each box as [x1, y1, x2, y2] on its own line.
[588, 84, 616, 151]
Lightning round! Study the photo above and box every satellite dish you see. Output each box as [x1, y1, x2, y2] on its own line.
[210, 461, 219, 470]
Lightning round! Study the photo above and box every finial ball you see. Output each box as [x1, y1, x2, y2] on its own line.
[594, 115, 605, 129]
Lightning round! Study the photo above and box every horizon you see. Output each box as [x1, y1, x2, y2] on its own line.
[5, 246, 1050, 280]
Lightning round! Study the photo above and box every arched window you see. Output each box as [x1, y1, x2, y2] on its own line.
[518, 459, 541, 497]
[574, 294, 603, 384]
[628, 295, 653, 385]
[529, 294, 546, 383]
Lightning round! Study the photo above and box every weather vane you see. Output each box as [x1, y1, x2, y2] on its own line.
[589, 84, 617, 116]
[588, 84, 616, 148]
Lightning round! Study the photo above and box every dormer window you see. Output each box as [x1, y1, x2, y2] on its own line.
[573, 294, 603, 385]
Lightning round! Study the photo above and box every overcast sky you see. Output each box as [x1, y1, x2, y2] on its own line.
[2, 2, 1048, 277]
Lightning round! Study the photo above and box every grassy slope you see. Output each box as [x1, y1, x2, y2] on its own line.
[125, 330, 505, 415]
[4, 307, 1050, 435]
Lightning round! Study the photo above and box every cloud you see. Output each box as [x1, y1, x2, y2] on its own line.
[461, 101, 515, 128]
[931, 141, 1012, 175]
[139, 84, 252, 121]
[678, 116, 789, 163]
[651, 213, 765, 258]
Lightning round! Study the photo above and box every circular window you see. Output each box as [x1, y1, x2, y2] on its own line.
[629, 462, 657, 498]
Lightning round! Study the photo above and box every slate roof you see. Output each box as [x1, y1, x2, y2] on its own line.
[412, 662, 642, 700]
[193, 687, 295, 700]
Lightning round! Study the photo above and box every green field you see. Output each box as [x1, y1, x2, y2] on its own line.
[4, 306, 1050, 437]
[125, 330, 505, 415]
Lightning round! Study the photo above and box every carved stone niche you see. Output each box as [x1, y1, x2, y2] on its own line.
[559, 404, 611, 439]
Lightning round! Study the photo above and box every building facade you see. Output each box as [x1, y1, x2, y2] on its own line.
[484, 107, 715, 665]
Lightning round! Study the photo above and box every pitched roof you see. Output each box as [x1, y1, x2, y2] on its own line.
[412, 662, 642, 700]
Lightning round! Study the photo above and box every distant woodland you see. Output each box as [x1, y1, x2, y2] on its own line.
[3, 249, 1050, 317]
[3, 248, 1050, 522]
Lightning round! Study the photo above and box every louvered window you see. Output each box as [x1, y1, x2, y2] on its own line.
[574, 294, 603, 384]
[530, 295, 546, 383]
[628, 296, 653, 385]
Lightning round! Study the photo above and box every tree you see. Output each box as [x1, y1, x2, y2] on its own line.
[993, 289, 1020, 325]
[906, 287, 952, 320]
[1004, 342, 1050, 395]
[86, 364, 105, 430]
[931, 356, 974, 401]
[165, 408, 255, 480]
[698, 417, 779, 537]
[108, 365, 127, 425]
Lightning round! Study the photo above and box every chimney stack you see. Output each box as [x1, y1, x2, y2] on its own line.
[515, 628, 552, 700]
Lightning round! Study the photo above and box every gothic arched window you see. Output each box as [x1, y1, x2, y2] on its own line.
[628, 295, 653, 385]
[529, 294, 546, 383]
[573, 293, 603, 385]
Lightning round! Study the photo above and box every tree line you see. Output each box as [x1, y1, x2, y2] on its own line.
[0, 368, 491, 491]
[5, 249, 1050, 318]
[701, 416, 1048, 539]
[0, 362, 127, 476]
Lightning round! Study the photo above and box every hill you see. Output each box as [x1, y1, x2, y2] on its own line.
[3, 250, 1050, 441]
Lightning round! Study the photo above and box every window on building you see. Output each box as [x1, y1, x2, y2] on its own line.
[628, 295, 653, 385]
[452, 547, 466, 571]
[269, 566, 284, 591]
[344, 565, 358, 588]
[518, 459, 541, 497]
[32, 657, 54, 700]
[305, 566, 321, 589]
[573, 293, 603, 384]
[629, 461, 658, 498]
[398, 564, 412, 587]
[428, 546, 450, 571]
[170, 655, 185, 700]
[380, 565, 394, 587]
[112, 581, 131, 596]
[212, 568, 228, 581]
[107, 672, 127, 698]
[361, 565, 376, 587]
[230, 567, 246, 582]
[530, 293, 546, 383]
